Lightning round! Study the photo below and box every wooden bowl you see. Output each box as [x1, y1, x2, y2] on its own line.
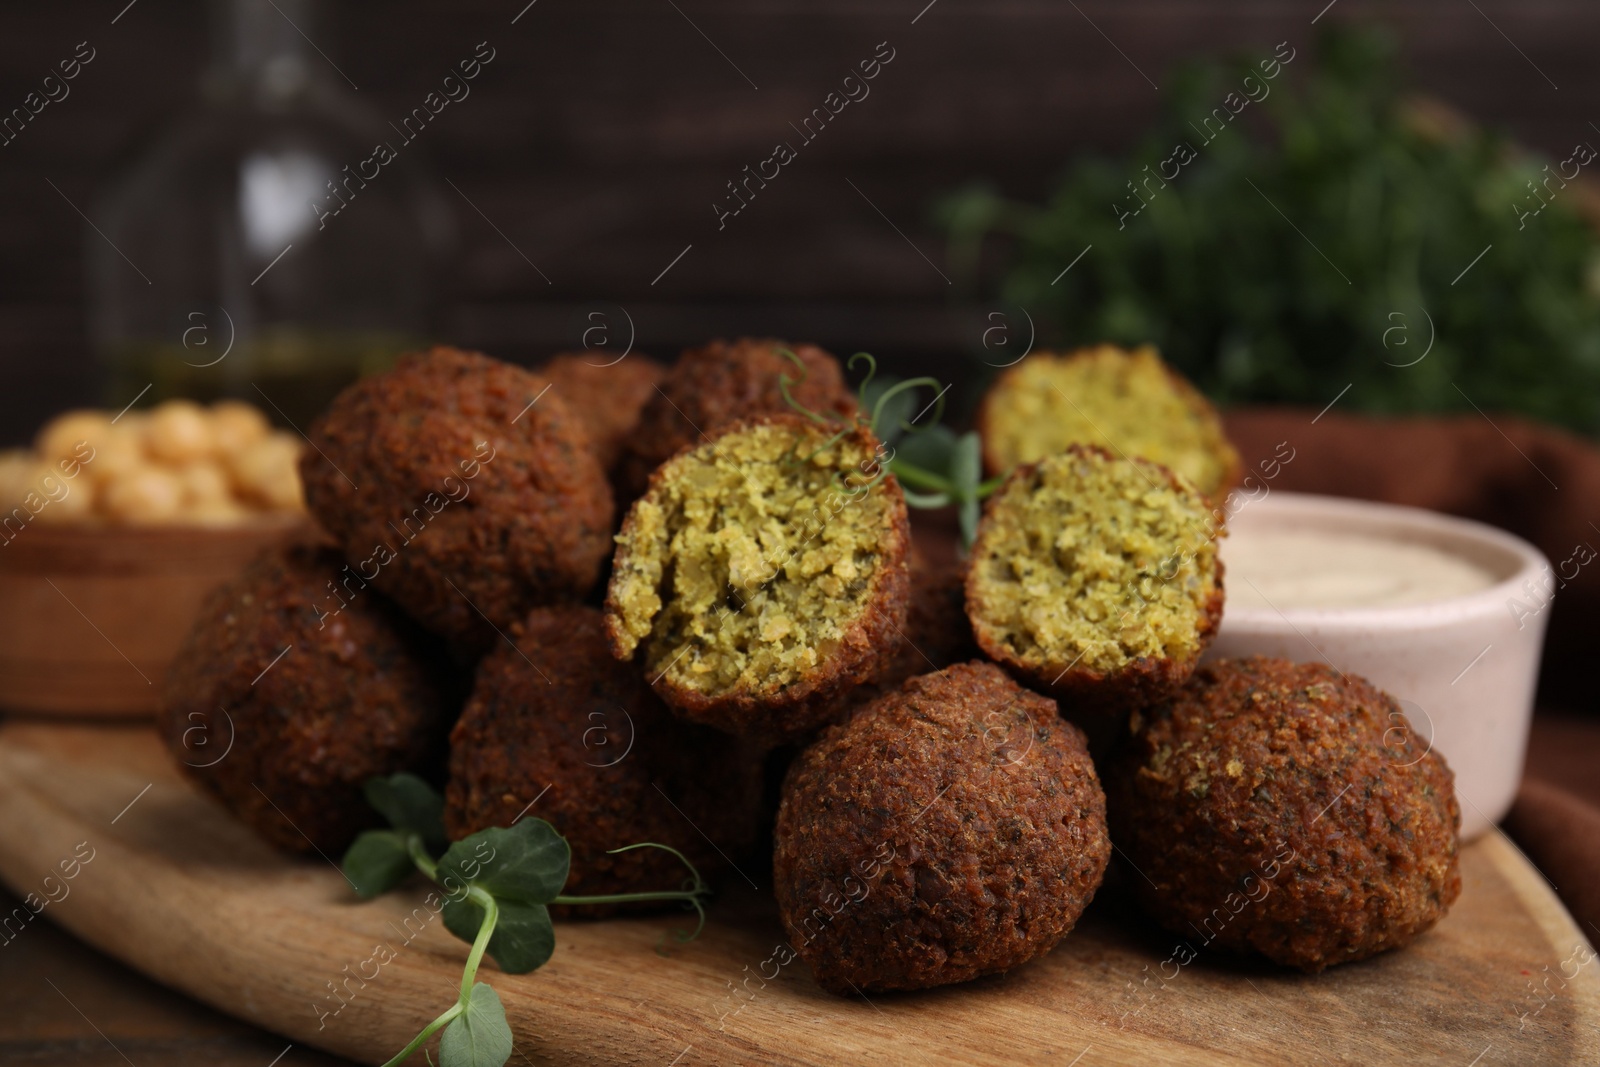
[0, 517, 306, 717]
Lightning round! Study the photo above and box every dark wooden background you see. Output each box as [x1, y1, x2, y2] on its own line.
[2, 0, 1597, 444]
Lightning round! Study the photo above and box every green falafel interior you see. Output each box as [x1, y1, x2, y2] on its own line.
[608, 417, 897, 698]
[970, 447, 1222, 675]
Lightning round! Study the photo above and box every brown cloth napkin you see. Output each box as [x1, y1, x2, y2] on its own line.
[1225, 407, 1600, 937]
[1504, 780, 1600, 941]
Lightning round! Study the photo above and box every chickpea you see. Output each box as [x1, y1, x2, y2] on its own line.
[144, 400, 214, 464]
[33, 466, 96, 524]
[209, 401, 271, 457]
[35, 410, 118, 465]
[100, 466, 185, 525]
[116, 410, 151, 439]
[176, 461, 232, 507]
[9, 461, 86, 523]
[228, 433, 305, 511]
[83, 427, 148, 488]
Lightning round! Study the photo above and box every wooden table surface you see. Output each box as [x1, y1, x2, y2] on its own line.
[3, 712, 1597, 1067]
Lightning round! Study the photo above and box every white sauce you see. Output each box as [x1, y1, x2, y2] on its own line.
[1222, 527, 1497, 610]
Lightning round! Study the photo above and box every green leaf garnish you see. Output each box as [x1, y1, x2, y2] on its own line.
[438, 822, 571, 907]
[342, 830, 415, 900]
[365, 773, 449, 853]
[776, 348, 832, 425]
[901, 487, 953, 508]
[443, 896, 556, 975]
[351, 783, 711, 1067]
[557, 841, 713, 948]
[870, 376, 945, 438]
[852, 355, 911, 446]
[952, 432, 984, 545]
[776, 349, 1005, 548]
[950, 431, 982, 490]
[439, 984, 514, 1067]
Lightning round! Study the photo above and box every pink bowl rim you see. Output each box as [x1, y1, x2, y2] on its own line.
[1217, 491, 1551, 631]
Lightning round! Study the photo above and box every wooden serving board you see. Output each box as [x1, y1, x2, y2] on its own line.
[1, 721, 1596, 1067]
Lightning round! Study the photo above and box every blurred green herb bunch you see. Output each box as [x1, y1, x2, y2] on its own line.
[941, 25, 1600, 435]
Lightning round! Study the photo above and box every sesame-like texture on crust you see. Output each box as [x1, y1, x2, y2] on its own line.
[966, 445, 1224, 720]
[1105, 657, 1462, 972]
[162, 540, 457, 855]
[977, 344, 1242, 500]
[300, 347, 614, 656]
[444, 605, 762, 917]
[774, 661, 1110, 994]
[618, 338, 857, 499]
[605, 415, 910, 743]
[542, 352, 666, 475]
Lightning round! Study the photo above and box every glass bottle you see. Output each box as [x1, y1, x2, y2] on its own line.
[90, 0, 452, 425]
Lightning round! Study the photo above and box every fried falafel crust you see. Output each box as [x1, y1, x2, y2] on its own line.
[444, 605, 761, 916]
[605, 414, 911, 744]
[162, 540, 456, 854]
[1106, 656, 1462, 972]
[873, 555, 978, 694]
[618, 338, 857, 499]
[966, 444, 1224, 723]
[775, 661, 1111, 993]
[300, 346, 614, 655]
[542, 352, 666, 475]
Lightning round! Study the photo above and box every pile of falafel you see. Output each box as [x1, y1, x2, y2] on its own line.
[163, 340, 1461, 997]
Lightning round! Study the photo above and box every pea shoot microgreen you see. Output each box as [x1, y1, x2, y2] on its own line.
[778, 348, 1002, 547]
[341, 774, 710, 1067]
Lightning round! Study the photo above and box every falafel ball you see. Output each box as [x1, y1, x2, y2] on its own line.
[300, 347, 614, 655]
[542, 352, 666, 475]
[445, 605, 761, 913]
[775, 661, 1110, 994]
[966, 444, 1224, 722]
[977, 345, 1241, 500]
[606, 414, 910, 743]
[875, 555, 978, 693]
[163, 541, 457, 855]
[618, 338, 857, 499]
[1105, 656, 1462, 972]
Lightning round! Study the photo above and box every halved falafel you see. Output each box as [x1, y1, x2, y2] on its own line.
[605, 414, 909, 743]
[162, 541, 456, 854]
[444, 605, 761, 913]
[978, 345, 1241, 499]
[774, 661, 1110, 994]
[300, 346, 614, 655]
[966, 444, 1223, 720]
[618, 338, 856, 499]
[1105, 656, 1462, 972]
